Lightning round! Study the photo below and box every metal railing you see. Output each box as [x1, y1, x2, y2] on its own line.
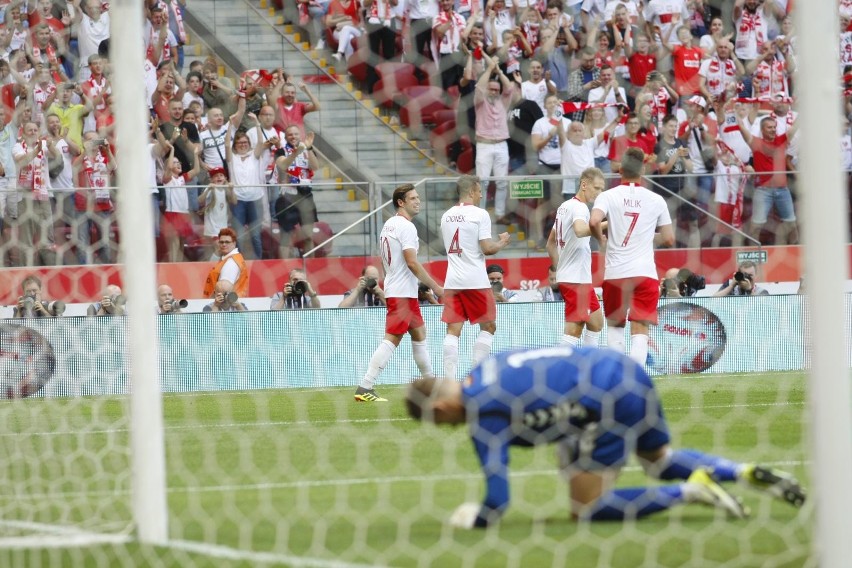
[0, 169, 808, 268]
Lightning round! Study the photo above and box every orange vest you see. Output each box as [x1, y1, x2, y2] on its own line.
[203, 253, 249, 298]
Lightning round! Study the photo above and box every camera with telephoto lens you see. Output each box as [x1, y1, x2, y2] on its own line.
[490, 281, 504, 293]
[677, 269, 706, 297]
[659, 278, 680, 298]
[734, 271, 753, 284]
[290, 280, 308, 296]
[363, 277, 377, 290]
[41, 301, 65, 316]
[168, 299, 188, 310]
[223, 292, 239, 305]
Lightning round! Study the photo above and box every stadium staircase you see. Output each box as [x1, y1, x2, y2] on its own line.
[183, 0, 541, 256]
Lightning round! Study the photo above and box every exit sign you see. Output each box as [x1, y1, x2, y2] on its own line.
[736, 250, 768, 264]
[510, 179, 544, 199]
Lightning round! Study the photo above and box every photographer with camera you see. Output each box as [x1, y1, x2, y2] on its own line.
[713, 260, 769, 297]
[203, 228, 249, 299]
[486, 264, 517, 303]
[660, 267, 707, 298]
[202, 280, 247, 312]
[87, 284, 127, 316]
[418, 282, 441, 305]
[270, 268, 321, 310]
[12, 275, 65, 318]
[157, 284, 187, 314]
[339, 265, 386, 308]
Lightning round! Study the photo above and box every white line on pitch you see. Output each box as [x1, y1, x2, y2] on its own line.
[0, 400, 805, 439]
[167, 539, 388, 568]
[2, 459, 809, 502]
[0, 519, 131, 549]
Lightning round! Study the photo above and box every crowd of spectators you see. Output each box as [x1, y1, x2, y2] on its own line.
[0, 0, 846, 284]
[0, 0, 333, 268]
[306, 0, 849, 249]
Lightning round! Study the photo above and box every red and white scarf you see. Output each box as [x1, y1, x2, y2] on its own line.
[18, 139, 49, 200]
[82, 152, 111, 202]
[716, 140, 746, 228]
[170, 0, 187, 43]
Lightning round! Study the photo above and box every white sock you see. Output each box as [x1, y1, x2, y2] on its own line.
[472, 331, 494, 367]
[607, 326, 626, 354]
[560, 334, 580, 347]
[412, 340, 434, 379]
[443, 335, 459, 380]
[360, 340, 395, 389]
[629, 334, 649, 366]
[582, 330, 600, 348]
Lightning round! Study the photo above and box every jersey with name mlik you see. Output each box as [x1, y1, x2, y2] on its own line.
[553, 197, 592, 283]
[592, 183, 671, 280]
[441, 203, 491, 289]
[380, 214, 419, 298]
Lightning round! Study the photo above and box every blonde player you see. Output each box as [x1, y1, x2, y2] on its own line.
[589, 148, 675, 365]
[355, 184, 444, 402]
[440, 175, 511, 380]
[546, 167, 607, 348]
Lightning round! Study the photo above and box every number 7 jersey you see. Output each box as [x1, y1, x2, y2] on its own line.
[592, 183, 671, 280]
[441, 203, 492, 289]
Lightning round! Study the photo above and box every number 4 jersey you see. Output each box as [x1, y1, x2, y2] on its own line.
[592, 183, 671, 280]
[441, 203, 492, 290]
[553, 197, 592, 284]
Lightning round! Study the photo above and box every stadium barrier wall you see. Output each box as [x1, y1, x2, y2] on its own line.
[0, 245, 822, 304]
[6, 293, 815, 398]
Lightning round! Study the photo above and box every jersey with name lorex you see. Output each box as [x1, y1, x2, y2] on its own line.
[593, 183, 670, 279]
[380, 214, 419, 298]
[441, 203, 492, 289]
[553, 197, 592, 284]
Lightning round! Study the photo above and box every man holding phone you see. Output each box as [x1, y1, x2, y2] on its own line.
[654, 113, 693, 248]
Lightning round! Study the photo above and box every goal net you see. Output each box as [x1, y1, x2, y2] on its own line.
[0, 2, 845, 568]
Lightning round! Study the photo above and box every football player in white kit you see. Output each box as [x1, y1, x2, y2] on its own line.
[546, 167, 607, 348]
[355, 184, 445, 402]
[589, 148, 675, 365]
[440, 175, 511, 381]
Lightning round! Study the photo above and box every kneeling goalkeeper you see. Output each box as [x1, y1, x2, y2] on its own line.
[406, 346, 805, 528]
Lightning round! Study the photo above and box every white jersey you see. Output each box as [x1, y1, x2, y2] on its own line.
[553, 197, 592, 284]
[380, 214, 419, 298]
[531, 116, 569, 166]
[441, 203, 491, 289]
[203, 186, 230, 237]
[644, 0, 688, 46]
[592, 183, 671, 279]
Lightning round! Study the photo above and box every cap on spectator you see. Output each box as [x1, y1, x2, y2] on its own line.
[486, 264, 504, 274]
[687, 95, 707, 109]
[208, 167, 227, 178]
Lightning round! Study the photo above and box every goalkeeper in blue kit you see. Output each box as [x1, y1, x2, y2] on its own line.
[405, 346, 805, 528]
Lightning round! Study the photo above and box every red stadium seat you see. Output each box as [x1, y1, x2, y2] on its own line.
[399, 86, 450, 131]
[375, 61, 416, 82]
[431, 109, 456, 126]
[373, 73, 420, 109]
[345, 44, 369, 82]
[456, 147, 474, 173]
[429, 119, 457, 159]
[292, 221, 334, 258]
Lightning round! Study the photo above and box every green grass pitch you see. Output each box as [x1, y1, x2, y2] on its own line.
[0, 372, 812, 567]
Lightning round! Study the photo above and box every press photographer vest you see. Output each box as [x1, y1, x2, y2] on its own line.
[204, 253, 249, 298]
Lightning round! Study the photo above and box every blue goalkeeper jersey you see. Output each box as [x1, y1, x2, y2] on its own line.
[462, 346, 668, 526]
